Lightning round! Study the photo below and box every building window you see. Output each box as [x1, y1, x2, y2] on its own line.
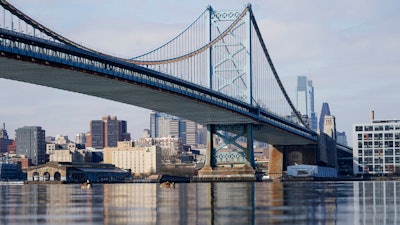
[374, 165, 382, 172]
[375, 133, 383, 140]
[365, 149, 373, 156]
[374, 158, 383, 164]
[364, 141, 373, 148]
[364, 134, 372, 140]
[385, 141, 393, 148]
[374, 141, 383, 148]
[385, 149, 394, 156]
[385, 133, 394, 140]
[374, 149, 382, 156]
[375, 126, 383, 131]
[356, 126, 363, 132]
[385, 125, 394, 131]
[365, 126, 373, 131]
[385, 157, 394, 163]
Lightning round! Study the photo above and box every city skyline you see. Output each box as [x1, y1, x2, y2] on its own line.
[1, 1, 399, 144]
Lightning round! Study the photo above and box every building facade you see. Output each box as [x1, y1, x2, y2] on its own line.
[180, 120, 198, 146]
[150, 112, 180, 138]
[16, 126, 46, 166]
[75, 133, 87, 145]
[319, 102, 331, 133]
[353, 118, 400, 175]
[27, 162, 130, 183]
[150, 111, 199, 145]
[104, 141, 161, 175]
[88, 115, 130, 149]
[296, 76, 317, 131]
[0, 123, 13, 154]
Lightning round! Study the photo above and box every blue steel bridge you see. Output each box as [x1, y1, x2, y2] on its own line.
[0, 1, 341, 177]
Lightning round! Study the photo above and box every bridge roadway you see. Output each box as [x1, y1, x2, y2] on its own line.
[0, 28, 317, 146]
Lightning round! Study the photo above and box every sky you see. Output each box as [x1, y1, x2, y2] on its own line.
[1, 0, 400, 146]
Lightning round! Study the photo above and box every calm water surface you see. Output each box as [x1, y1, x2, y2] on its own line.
[0, 181, 399, 224]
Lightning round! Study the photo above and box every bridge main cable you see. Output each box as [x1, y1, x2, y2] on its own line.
[249, 7, 309, 129]
[128, 6, 251, 65]
[0, 0, 106, 55]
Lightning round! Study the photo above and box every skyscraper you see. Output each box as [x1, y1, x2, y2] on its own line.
[296, 76, 317, 131]
[16, 126, 46, 165]
[150, 111, 180, 138]
[150, 111, 198, 145]
[88, 115, 130, 149]
[319, 102, 331, 133]
[180, 120, 198, 145]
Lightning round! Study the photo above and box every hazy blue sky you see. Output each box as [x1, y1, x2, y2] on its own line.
[1, 0, 400, 145]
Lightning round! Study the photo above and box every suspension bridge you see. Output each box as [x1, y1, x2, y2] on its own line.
[0, 1, 345, 179]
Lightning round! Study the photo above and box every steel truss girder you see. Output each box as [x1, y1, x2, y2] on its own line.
[205, 124, 255, 168]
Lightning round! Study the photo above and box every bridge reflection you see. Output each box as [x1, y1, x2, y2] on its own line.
[1, 181, 399, 224]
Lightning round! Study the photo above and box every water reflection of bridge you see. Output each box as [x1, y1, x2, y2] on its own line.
[1, 182, 400, 224]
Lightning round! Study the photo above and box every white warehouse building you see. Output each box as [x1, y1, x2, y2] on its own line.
[104, 141, 162, 175]
[353, 113, 400, 175]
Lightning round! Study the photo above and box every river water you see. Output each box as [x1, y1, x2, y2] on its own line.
[0, 181, 399, 225]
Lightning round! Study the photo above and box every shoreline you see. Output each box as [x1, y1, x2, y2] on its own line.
[6, 175, 400, 185]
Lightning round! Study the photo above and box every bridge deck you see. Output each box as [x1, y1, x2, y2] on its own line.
[0, 56, 314, 145]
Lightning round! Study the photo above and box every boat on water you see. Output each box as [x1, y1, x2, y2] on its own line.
[160, 181, 175, 188]
[81, 180, 92, 189]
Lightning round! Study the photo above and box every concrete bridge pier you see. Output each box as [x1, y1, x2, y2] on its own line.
[198, 124, 256, 181]
[268, 133, 337, 179]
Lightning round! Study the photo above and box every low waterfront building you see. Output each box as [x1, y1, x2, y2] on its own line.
[47, 143, 92, 163]
[135, 136, 182, 162]
[0, 161, 25, 180]
[104, 141, 161, 176]
[27, 162, 131, 183]
[353, 112, 400, 175]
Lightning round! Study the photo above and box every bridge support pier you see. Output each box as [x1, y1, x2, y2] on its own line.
[268, 146, 284, 179]
[198, 124, 256, 181]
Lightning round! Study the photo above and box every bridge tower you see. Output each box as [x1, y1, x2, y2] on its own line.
[199, 5, 257, 180]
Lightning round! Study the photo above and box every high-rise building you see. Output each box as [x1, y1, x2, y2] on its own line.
[296, 76, 317, 131]
[16, 126, 46, 166]
[150, 111, 198, 145]
[336, 131, 348, 146]
[0, 123, 13, 153]
[88, 115, 131, 149]
[150, 112, 180, 138]
[323, 115, 336, 139]
[319, 102, 348, 145]
[180, 120, 198, 146]
[319, 102, 331, 133]
[75, 133, 87, 145]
